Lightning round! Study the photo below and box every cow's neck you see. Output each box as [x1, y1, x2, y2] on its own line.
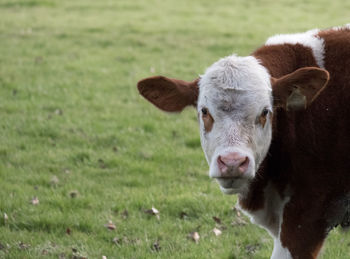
[237, 150, 291, 237]
[237, 142, 289, 208]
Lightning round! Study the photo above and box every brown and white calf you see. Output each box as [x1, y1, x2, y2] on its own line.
[137, 25, 350, 258]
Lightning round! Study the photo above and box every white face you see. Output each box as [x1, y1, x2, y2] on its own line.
[198, 55, 273, 195]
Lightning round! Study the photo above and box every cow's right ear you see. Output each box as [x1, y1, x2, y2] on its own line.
[272, 67, 329, 111]
[137, 76, 199, 112]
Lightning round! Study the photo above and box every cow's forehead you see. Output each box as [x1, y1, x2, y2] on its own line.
[198, 55, 272, 111]
[200, 55, 271, 90]
[214, 89, 270, 111]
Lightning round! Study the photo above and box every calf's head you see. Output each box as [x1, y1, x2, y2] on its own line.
[138, 55, 329, 195]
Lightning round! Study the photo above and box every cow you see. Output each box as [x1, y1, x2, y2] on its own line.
[137, 25, 350, 259]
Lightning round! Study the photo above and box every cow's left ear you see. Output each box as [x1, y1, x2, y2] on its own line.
[137, 76, 199, 112]
[272, 67, 330, 111]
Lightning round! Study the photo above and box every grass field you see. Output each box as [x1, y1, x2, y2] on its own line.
[1, 0, 350, 258]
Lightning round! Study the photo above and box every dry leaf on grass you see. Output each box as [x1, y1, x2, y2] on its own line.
[69, 190, 79, 198]
[188, 231, 200, 243]
[98, 159, 106, 169]
[213, 227, 222, 236]
[245, 244, 261, 254]
[113, 237, 140, 245]
[104, 220, 116, 230]
[121, 210, 129, 219]
[18, 242, 30, 250]
[71, 247, 87, 259]
[31, 197, 39, 205]
[144, 207, 160, 220]
[180, 211, 188, 219]
[112, 237, 121, 245]
[55, 109, 63, 115]
[212, 216, 222, 224]
[50, 175, 59, 185]
[34, 56, 43, 64]
[131, 238, 141, 245]
[151, 241, 161, 252]
[139, 151, 152, 160]
[231, 206, 248, 226]
[232, 206, 242, 217]
[231, 217, 247, 226]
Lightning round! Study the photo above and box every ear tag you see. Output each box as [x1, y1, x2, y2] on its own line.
[286, 87, 307, 111]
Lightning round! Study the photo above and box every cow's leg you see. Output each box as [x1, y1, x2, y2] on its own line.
[271, 238, 293, 259]
[278, 201, 327, 259]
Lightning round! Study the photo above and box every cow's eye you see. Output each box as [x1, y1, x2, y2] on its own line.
[258, 108, 270, 127]
[201, 107, 208, 116]
[261, 108, 269, 117]
[201, 107, 214, 132]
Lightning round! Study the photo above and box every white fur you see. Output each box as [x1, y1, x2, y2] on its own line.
[247, 183, 289, 237]
[271, 238, 293, 259]
[199, 55, 272, 91]
[237, 183, 292, 259]
[198, 55, 273, 194]
[237, 183, 290, 237]
[331, 23, 350, 31]
[265, 29, 325, 68]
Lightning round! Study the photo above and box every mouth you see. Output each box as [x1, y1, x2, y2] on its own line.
[215, 177, 249, 195]
[216, 177, 238, 188]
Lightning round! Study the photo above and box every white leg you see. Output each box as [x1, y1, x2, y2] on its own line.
[271, 238, 292, 259]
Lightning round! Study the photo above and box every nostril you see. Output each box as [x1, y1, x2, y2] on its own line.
[217, 156, 228, 173]
[217, 153, 250, 176]
[238, 157, 249, 173]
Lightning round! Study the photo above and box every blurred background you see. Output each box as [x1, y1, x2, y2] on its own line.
[0, 0, 350, 258]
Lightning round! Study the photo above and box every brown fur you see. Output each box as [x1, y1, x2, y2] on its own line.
[244, 29, 350, 258]
[202, 111, 214, 132]
[259, 115, 267, 128]
[253, 44, 318, 78]
[137, 76, 198, 112]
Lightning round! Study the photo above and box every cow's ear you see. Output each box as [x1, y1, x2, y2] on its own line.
[272, 67, 329, 111]
[137, 76, 199, 112]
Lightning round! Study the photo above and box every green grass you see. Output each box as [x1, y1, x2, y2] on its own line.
[0, 0, 350, 258]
